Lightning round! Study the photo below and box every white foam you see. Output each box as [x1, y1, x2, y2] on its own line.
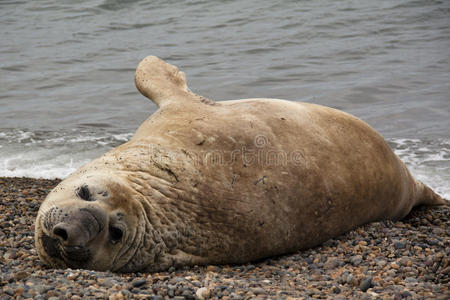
[0, 129, 133, 179]
[0, 161, 79, 179]
[389, 138, 450, 200]
[112, 133, 134, 141]
[0, 150, 91, 179]
[16, 130, 35, 144]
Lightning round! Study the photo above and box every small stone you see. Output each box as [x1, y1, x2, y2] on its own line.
[390, 262, 400, 270]
[401, 291, 412, 298]
[325, 257, 340, 268]
[399, 257, 412, 267]
[14, 287, 24, 296]
[376, 260, 387, 268]
[36, 284, 53, 294]
[345, 274, 353, 284]
[230, 293, 243, 300]
[15, 270, 30, 281]
[394, 241, 406, 249]
[332, 286, 341, 294]
[350, 255, 363, 266]
[132, 279, 147, 288]
[206, 265, 220, 272]
[404, 277, 418, 284]
[441, 266, 450, 275]
[196, 287, 209, 300]
[360, 277, 373, 292]
[46, 290, 56, 298]
[67, 273, 78, 281]
[183, 291, 195, 300]
[4, 250, 18, 260]
[252, 287, 266, 295]
[426, 239, 438, 246]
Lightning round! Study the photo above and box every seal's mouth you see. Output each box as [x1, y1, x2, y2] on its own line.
[42, 233, 92, 267]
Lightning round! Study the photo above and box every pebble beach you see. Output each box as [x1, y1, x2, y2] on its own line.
[0, 177, 448, 299]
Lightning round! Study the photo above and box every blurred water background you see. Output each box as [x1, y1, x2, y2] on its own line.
[0, 0, 449, 198]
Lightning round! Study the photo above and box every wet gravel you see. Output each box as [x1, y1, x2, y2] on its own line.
[0, 177, 449, 299]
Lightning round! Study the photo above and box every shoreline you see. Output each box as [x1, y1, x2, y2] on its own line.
[0, 176, 448, 299]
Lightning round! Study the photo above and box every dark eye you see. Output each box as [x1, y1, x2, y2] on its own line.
[76, 185, 91, 201]
[109, 226, 123, 244]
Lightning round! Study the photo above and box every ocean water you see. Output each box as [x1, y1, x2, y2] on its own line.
[0, 0, 449, 198]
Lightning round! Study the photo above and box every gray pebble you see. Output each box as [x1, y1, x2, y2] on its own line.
[350, 255, 363, 266]
[230, 293, 243, 300]
[360, 277, 373, 292]
[252, 287, 267, 295]
[394, 241, 406, 249]
[132, 279, 147, 287]
[376, 259, 387, 267]
[35, 285, 53, 294]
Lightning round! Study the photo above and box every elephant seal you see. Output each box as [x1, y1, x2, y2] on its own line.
[35, 56, 447, 272]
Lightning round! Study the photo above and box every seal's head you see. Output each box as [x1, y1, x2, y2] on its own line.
[35, 173, 148, 272]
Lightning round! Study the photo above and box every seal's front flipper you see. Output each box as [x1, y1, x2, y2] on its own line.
[135, 56, 214, 108]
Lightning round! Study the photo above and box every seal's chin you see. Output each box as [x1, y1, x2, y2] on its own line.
[41, 233, 91, 268]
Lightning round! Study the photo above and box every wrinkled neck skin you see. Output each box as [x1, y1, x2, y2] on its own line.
[70, 142, 198, 272]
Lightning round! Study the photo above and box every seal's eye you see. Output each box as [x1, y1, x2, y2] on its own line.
[76, 185, 91, 201]
[109, 226, 123, 244]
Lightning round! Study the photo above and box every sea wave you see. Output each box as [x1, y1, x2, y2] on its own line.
[389, 138, 450, 200]
[0, 129, 133, 179]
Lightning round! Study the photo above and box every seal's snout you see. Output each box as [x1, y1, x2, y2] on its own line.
[51, 208, 105, 247]
[52, 221, 90, 246]
[39, 206, 109, 268]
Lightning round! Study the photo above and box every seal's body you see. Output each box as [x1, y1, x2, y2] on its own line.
[35, 56, 447, 272]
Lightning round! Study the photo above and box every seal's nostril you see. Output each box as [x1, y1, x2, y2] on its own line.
[109, 226, 123, 243]
[53, 225, 68, 241]
[76, 185, 91, 201]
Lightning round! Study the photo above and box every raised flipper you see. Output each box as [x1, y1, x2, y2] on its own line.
[135, 56, 214, 108]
